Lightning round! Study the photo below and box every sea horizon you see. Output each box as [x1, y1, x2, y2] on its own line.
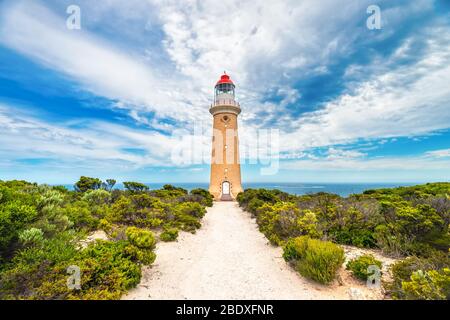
[54, 181, 428, 197]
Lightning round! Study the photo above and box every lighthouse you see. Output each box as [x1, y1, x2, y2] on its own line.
[209, 73, 243, 201]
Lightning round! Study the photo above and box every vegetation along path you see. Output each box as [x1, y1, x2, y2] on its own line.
[125, 202, 367, 300]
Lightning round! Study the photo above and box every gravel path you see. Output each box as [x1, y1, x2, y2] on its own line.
[124, 202, 379, 300]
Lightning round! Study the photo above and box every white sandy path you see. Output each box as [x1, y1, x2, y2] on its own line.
[124, 202, 382, 300]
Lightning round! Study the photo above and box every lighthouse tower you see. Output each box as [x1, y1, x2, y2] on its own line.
[209, 73, 243, 201]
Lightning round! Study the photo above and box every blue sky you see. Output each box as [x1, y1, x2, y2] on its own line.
[0, 0, 449, 184]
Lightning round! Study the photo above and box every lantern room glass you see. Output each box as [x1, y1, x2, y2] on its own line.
[215, 83, 235, 97]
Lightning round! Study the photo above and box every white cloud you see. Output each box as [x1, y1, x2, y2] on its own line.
[0, 104, 187, 168]
[326, 148, 366, 160]
[426, 149, 450, 158]
[0, 0, 209, 123]
[0, 0, 390, 128]
[283, 154, 450, 171]
[150, 0, 375, 120]
[279, 28, 450, 153]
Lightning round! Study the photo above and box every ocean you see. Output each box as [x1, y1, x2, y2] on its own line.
[62, 182, 417, 197]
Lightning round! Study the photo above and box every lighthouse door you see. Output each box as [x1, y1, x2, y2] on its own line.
[222, 181, 230, 195]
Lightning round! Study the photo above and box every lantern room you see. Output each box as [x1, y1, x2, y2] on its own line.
[215, 73, 235, 100]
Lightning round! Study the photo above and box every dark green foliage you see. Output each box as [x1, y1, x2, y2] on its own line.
[283, 236, 345, 284]
[0, 202, 38, 254]
[385, 250, 450, 299]
[123, 181, 149, 192]
[63, 200, 99, 230]
[103, 179, 117, 191]
[163, 184, 188, 194]
[106, 193, 206, 232]
[190, 188, 214, 207]
[160, 228, 179, 242]
[239, 183, 449, 296]
[109, 194, 167, 227]
[52, 185, 69, 193]
[255, 202, 320, 245]
[150, 185, 188, 199]
[237, 183, 450, 255]
[174, 211, 202, 232]
[176, 202, 206, 218]
[0, 237, 149, 300]
[237, 188, 287, 213]
[171, 202, 206, 232]
[0, 178, 209, 300]
[331, 229, 377, 248]
[74, 176, 102, 192]
[346, 254, 382, 281]
[401, 268, 450, 300]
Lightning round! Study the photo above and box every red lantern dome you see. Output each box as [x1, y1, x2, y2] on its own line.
[216, 73, 234, 86]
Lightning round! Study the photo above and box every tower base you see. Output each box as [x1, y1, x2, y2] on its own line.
[220, 194, 234, 201]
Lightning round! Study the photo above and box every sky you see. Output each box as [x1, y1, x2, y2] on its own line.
[0, 0, 449, 184]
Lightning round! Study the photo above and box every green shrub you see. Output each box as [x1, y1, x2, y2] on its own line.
[386, 250, 450, 299]
[125, 227, 156, 249]
[11, 239, 155, 300]
[283, 236, 309, 261]
[0, 178, 211, 300]
[63, 201, 98, 230]
[175, 213, 201, 232]
[331, 228, 377, 248]
[296, 210, 321, 238]
[160, 228, 179, 242]
[237, 188, 283, 211]
[82, 189, 111, 205]
[38, 189, 64, 209]
[0, 202, 38, 253]
[0, 231, 81, 299]
[401, 268, 450, 300]
[283, 236, 345, 284]
[346, 254, 382, 281]
[163, 184, 187, 193]
[247, 198, 265, 215]
[238, 183, 450, 258]
[18, 228, 44, 247]
[99, 218, 112, 232]
[255, 203, 321, 245]
[373, 200, 446, 256]
[108, 195, 167, 227]
[80, 240, 143, 289]
[124, 243, 156, 265]
[176, 202, 206, 218]
[123, 181, 149, 192]
[190, 189, 213, 207]
[74, 176, 102, 192]
[103, 179, 116, 191]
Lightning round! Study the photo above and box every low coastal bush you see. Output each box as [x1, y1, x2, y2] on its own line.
[385, 251, 450, 300]
[401, 268, 450, 300]
[190, 189, 214, 207]
[160, 228, 179, 242]
[0, 235, 147, 299]
[239, 183, 450, 297]
[0, 178, 211, 300]
[346, 254, 382, 281]
[255, 202, 321, 246]
[283, 236, 345, 284]
[237, 183, 450, 256]
[126, 227, 156, 249]
[176, 202, 206, 219]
